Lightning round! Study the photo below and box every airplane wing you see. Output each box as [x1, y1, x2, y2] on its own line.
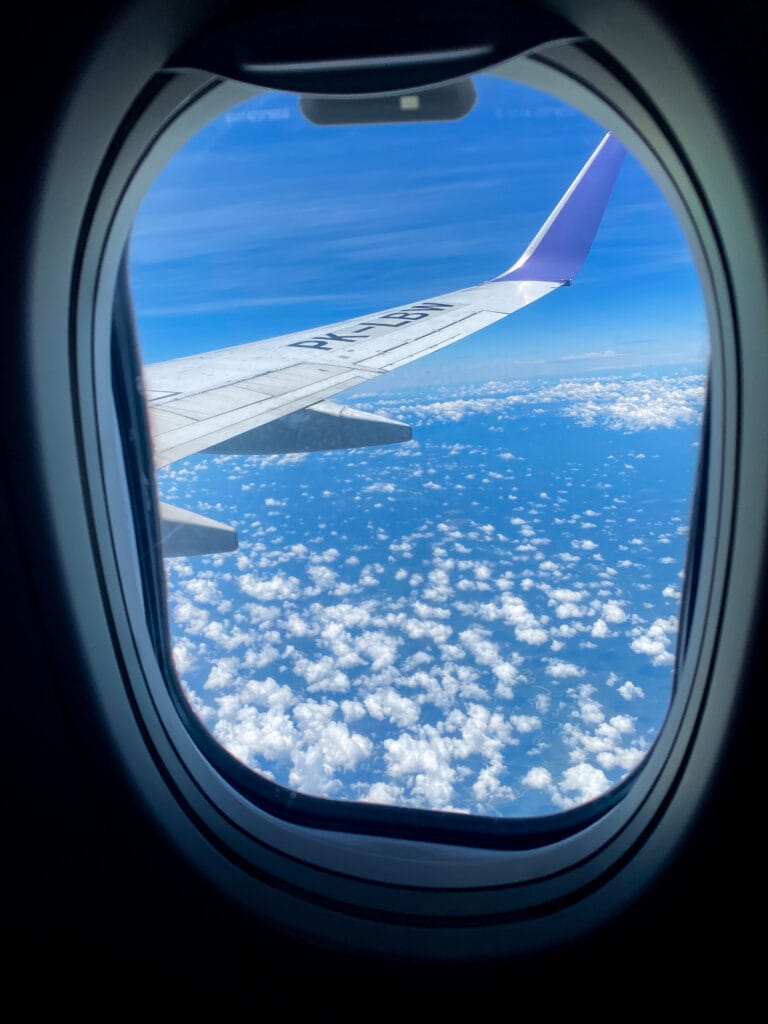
[146, 132, 625, 555]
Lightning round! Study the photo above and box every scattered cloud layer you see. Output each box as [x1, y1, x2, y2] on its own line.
[364, 374, 705, 433]
[159, 371, 704, 817]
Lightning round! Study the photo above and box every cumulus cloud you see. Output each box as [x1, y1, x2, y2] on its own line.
[560, 687, 648, 780]
[548, 376, 705, 431]
[292, 653, 350, 693]
[204, 656, 240, 690]
[630, 615, 678, 666]
[602, 600, 628, 623]
[557, 762, 611, 804]
[522, 766, 553, 790]
[362, 781, 405, 805]
[289, 703, 374, 796]
[172, 636, 199, 676]
[509, 715, 541, 733]
[459, 627, 522, 692]
[545, 659, 585, 679]
[364, 687, 420, 728]
[458, 592, 548, 646]
[383, 729, 458, 809]
[618, 681, 645, 701]
[373, 374, 705, 432]
[239, 571, 301, 602]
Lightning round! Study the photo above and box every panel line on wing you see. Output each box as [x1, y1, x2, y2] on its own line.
[153, 369, 376, 466]
[357, 310, 501, 371]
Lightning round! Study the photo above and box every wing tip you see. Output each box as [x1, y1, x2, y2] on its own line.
[493, 131, 626, 285]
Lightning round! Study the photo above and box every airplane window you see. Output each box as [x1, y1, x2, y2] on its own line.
[128, 75, 707, 823]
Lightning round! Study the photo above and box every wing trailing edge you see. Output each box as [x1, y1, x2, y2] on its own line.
[159, 501, 238, 558]
[203, 399, 411, 455]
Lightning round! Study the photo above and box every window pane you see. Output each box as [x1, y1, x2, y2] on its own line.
[129, 76, 708, 817]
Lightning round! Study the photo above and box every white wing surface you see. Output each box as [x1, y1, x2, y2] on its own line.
[145, 279, 558, 468]
[146, 132, 625, 554]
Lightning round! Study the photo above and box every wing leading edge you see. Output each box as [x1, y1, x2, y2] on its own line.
[147, 132, 625, 555]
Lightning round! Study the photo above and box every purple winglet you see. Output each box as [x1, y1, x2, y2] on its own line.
[494, 133, 626, 284]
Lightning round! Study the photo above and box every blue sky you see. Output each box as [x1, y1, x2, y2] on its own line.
[131, 74, 708, 817]
[130, 74, 708, 380]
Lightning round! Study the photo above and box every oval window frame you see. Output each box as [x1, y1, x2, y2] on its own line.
[61, 20, 753, 960]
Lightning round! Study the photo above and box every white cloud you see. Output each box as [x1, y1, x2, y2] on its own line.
[362, 781, 405, 805]
[172, 636, 199, 676]
[383, 375, 705, 432]
[557, 762, 611, 804]
[172, 597, 210, 633]
[239, 571, 301, 602]
[163, 370, 696, 817]
[402, 616, 453, 646]
[630, 615, 678, 666]
[509, 715, 541, 733]
[522, 766, 553, 789]
[384, 729, 457, 809]
[618, 681, 645, 701]
[288, 702, 373, 796]
[340, 700, 366, 722]
[458, 592, 548, 645]
[602, 600, 627, 623]
[547, 376, 705, 432]
[545, 659, 585, 679]
[292, 654, 350, 693]
[364, 688, 420, 728]
[184, 577, 222, 604]
[204, 656, 240, 690]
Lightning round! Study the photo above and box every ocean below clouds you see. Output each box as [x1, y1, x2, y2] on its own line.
[159, 371, 704, 817]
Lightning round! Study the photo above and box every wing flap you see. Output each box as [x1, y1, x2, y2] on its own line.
[159, 501, 238, 557]
[204, 399, 411, 455]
